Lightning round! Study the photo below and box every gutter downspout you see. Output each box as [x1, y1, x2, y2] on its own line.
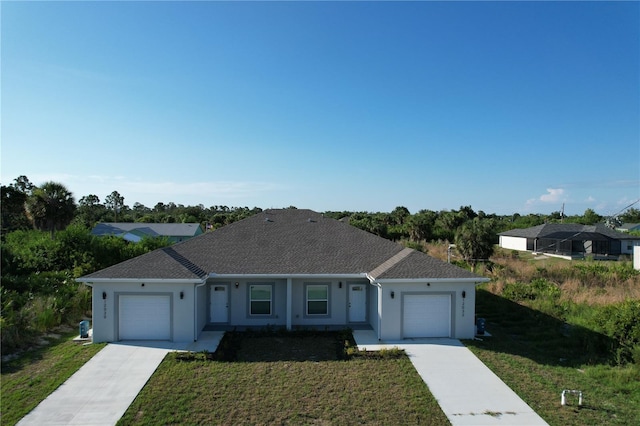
[376, 283, 383, 341]
[194, 280, 206, 341]
[286, 278, 292, 331]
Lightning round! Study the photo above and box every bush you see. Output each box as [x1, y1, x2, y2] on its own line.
[502, 278, 559, 302]
[593, 300, 640, 365]
[0, 278, 93, 353]
[531, 278, 561, 299]
[1, 226, 171, 354]
[402, 240, 425, 252]
[502, 282, 534, 301]
[3, 230, 60, 273]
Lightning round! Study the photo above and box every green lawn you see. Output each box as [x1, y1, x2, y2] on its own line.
[466, 289, 640, 426]
[118, 331, 450, 425]
[0, 332, 106, 426]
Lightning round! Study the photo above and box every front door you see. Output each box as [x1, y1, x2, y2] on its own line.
[348, 284, 366, 322]
[210, 284, 229, 323]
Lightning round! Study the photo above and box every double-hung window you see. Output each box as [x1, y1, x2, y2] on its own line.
[250, 284, 272, 315]
[306, 284, 328, 316]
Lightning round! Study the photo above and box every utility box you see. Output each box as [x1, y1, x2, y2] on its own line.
[79, 320, 90, 339]
[476, 318, 486, 335]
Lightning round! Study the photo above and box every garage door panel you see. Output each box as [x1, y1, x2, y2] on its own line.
[403, 294, 451, 338]
[119, 295, 171, 340]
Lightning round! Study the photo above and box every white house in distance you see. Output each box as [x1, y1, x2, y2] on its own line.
[78, 209, 488, 343]
[499, 223, 640, 259]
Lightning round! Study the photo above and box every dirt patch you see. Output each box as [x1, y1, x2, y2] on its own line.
[176, 330, 353, 362]
[237, 335, 341, 362]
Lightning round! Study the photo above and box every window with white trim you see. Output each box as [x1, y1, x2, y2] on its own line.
[250, 285, 272, 315]
[306, 284, 328, 315]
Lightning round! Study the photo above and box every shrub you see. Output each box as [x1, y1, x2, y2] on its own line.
[30, 296, 62, 332]
[502, 282, 534, 301]
[593, 300, 640, 365]
[530, 278, 561, 299]
[402, 240, 425, 252]
[1, 276, 93, 353]
[502, 279, 558, 301]
[378, 347, 405, 358]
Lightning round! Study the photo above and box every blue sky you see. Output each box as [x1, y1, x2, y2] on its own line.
[2, 1, 638, 216]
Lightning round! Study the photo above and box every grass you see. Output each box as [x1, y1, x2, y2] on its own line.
[485, 247, 640, 305]
[466, 288, 640, 426]
[118, 330, 450, 425]
[0, 330, 106, 426]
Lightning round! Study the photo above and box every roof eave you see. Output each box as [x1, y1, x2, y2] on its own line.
[208, 273, 369, 280]
[367, 276, 489, 284]
[76, 277, 205, 285]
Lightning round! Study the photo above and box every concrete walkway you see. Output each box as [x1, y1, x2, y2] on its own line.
[354, 330, 548, 426]
[18, 331, 224, 426]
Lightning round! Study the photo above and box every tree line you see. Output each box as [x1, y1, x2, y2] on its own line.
[5, 174, 640, 274]
[4, 175, 638, 240]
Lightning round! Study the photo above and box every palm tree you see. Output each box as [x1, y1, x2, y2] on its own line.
[454, 218, 496, 272]
[25, 181, 76, 237]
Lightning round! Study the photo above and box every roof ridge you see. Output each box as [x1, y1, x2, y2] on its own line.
[368, 247, 414, 280]
[162, 247, 208, 279]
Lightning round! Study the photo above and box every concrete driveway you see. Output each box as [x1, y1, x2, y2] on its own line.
[21, 330, 547, 425]
[354, 330, 549, 426]
[18, 332, 224, 426]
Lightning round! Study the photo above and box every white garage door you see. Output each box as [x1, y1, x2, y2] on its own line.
[403, 294, 451, 338]
[118, 295, 171, 340]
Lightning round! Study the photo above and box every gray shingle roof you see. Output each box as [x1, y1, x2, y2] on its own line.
[618, 223, 640, 231]
[499, 223, 640, 241]
[377, 251, 479, 280]
[81, 209, 482, 281]
[91, 223, 202, 238]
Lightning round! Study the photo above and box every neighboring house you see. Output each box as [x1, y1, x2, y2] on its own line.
[616, 223, 640, 233]
[78, 209, 488, 343]
[499, 223, 640, 258]
[91, 223, 204, 243]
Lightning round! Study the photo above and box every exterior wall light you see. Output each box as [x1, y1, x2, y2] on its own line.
[235, 282, 239, 289]
[180, 291, 184, 300]
[390, 291, 395, 299]
[338, 281, 342, 289]
[102, 291, 107, 300]
[462, 290, 466, 298]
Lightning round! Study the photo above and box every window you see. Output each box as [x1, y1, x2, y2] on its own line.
[250, 285, 272, 315]
[306, 284, 328, 315]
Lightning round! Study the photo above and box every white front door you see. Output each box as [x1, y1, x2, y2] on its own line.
[210, 284, 229, 323]
[348, 284, 367, 322]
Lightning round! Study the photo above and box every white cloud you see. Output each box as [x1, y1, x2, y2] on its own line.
[524, 188, 568, 212]
[539, 188, 565, 203]
[586, 196, 596, 202]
